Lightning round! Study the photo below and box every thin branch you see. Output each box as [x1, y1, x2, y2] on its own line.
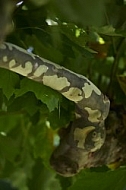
[107, 37, 125, 98]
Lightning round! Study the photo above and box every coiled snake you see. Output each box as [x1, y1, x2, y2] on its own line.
[0, 42, 110, 176]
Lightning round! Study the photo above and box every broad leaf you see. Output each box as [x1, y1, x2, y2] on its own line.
[69, 169, 126, 190]
[15, 78, 61, 112]
[0, 69, 19, 99]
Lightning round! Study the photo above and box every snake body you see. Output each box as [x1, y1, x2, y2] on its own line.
[0, 42, 110, 176]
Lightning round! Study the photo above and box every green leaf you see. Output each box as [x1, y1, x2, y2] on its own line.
[0, 113, 23, 134]
[15, 78, 61, 112]
[61, 24, 88, 48]
[31, 120, 53, 168]
[0, 136, 20, 163]
[0, 68, 19, 99]
[69, 169, 126, 190]
[8, 92, 39, 116]
[25, 34, 64, 64]
[48, 106, 72, 129]
[57, 175, 72, 190]
[52, 0, 105, 26]
[28, 159, 61, 190]
[94, 25, 123, 36]
[10, 155, 35, 190]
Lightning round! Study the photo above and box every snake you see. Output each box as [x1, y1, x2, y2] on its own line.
[0, 42, 110, 176]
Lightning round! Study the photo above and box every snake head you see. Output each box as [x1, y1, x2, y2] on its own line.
[50, 138, 93, 177]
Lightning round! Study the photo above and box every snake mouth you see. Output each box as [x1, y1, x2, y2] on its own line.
[50, 154, 79, 177]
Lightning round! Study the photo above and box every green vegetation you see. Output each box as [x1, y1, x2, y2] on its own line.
[0, 0, 126, 189]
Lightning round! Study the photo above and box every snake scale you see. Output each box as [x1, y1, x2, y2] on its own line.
[0, 42, 110, 176]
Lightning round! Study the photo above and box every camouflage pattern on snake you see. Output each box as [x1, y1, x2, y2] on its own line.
[0, 42, 110, 176]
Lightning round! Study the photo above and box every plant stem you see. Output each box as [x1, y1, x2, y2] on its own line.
[107, 37, 125, 98]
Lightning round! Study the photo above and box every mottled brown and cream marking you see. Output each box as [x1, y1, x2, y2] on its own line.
[74, 126, 95, 149]
[62, 87, 83, 102]
[84, 107, 102, 123]
[33, 65, 48, 77]
[0, 42, 110, 176]
[10, 61, 33, 76]
[3, 55, 8, 62]
[82, 82, 101, 98]
[43, 75, 70, 91]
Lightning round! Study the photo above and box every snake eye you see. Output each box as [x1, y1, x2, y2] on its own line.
[92, 131, 97, 138]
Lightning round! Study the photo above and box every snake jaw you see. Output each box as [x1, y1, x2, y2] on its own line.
[50, 154, 79, 177]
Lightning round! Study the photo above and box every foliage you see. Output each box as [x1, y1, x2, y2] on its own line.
[0, 0, 126, 189]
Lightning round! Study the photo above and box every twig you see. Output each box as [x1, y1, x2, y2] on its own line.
[107, 37, 125, 98]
